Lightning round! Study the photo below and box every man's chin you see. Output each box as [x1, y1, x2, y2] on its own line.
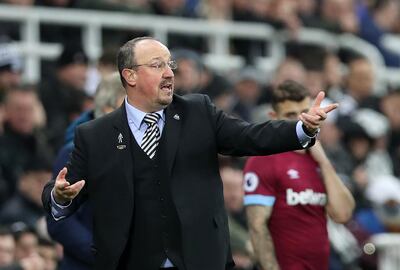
[159, 96, 173, 106]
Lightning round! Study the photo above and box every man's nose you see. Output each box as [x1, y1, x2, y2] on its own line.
[163, 65, 174, 78]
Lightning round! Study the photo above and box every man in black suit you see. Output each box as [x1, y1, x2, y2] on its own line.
[42, 36, 337, 270]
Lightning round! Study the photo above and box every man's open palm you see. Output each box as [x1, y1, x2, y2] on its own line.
[53, 167, 85, 204]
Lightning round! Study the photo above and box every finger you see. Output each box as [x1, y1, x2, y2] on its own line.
[56, 167, 68, 182]
[301, 113, 321, 125]
[322, 103, 339, 113]
[55, 181, 70, 190]
[315, 110, 327, 120]
[312, 91, 325, 108]
[64, 180, 85, 195]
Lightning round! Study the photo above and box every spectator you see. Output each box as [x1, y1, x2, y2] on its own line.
[151, 0, 205, 51]
[220, 166, 254, 270]
[200, 0, 232, 21]
[340, 120, 375, 212]
[6, 223, 45, 270]
[324, 52, 346, 101]
[11, 224, 38, 262]
[365, 175, 400, 232]
[171, 49, 203, 95]
[37, 238, 58, 270]
[357, 0, 400, 67]
[296, 45, 329, 98]
[39, 45, 91, 151]
[258, 57, 307, 106]
[231, 67, 264, 122]
[0, 43, 22, 98]
[337, 57, 380, 116]
[319, 111, 354, 182]
[0, 224, 45, 270]
[198, 66, 234, 112]
[380, 90, 400, 176]
[352, 108, 392, 180]
[0, 156, 52, 227]
[303, 0, 358, 33]
[0, 86, 53, 200]
[0, 227, 15, 267]
[151, 0, 192, 17]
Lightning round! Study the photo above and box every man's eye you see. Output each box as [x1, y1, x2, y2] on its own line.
[152, 62, 163, 69]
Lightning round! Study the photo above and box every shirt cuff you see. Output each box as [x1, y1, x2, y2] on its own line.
[50, 189, 72, 221]
[296, 120, 318, 148]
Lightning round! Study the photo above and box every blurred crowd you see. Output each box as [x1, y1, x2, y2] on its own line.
[0, 0, 400, 269]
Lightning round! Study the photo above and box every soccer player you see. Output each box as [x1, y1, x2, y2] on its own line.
[244, 80, 355, 270]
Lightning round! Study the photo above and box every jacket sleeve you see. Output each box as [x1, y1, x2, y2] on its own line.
[204, 95, 311, 156]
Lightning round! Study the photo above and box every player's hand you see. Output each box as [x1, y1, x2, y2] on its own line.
[298, 91, 338, 135]
[53, 167, 85, 205]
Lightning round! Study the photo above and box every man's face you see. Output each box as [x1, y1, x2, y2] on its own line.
[0, 235, 15, 267]
[348, 59, 374, 99]
[273, 97, 311, 121]
[174, 58, 201, 94]
[5, 91, 37, 134]
[58, 63, 88, 90]
[15, 232, 38, 260]
[221, 167, 244, 212]
[128, 40, 174, 112]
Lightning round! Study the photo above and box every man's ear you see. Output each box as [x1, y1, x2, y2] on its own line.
[122, 69, 136, 87]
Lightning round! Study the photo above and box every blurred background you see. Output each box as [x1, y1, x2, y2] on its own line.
[0, 0, 400, 269]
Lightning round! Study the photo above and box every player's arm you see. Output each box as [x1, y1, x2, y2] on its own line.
[310, 141, 355, 223]
[246, 205, 280, 270]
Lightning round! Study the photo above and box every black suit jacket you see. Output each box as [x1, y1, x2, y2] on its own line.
[43, 94, 309, 270]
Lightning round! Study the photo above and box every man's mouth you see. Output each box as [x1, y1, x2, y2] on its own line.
[160, 82, 173, 91]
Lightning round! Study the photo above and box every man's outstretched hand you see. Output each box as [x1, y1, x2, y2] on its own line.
[299, 91, 338, 135]
[53, 167, 85, 205]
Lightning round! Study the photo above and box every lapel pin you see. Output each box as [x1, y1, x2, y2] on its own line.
[118, 133, 123, 143]
[173, 114, 180, 120]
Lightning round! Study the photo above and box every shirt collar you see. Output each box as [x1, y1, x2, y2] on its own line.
[125, 97, 165, 129]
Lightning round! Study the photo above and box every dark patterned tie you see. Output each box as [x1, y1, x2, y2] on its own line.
[141, 113, 161, 159]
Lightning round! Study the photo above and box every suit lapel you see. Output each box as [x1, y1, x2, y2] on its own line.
[163, 100, 182, 176]
[113, 103, 134, 194]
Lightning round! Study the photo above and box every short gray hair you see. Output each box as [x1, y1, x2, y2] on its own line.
[94, 72, 126, 118]
[117, 36, 157, 87]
